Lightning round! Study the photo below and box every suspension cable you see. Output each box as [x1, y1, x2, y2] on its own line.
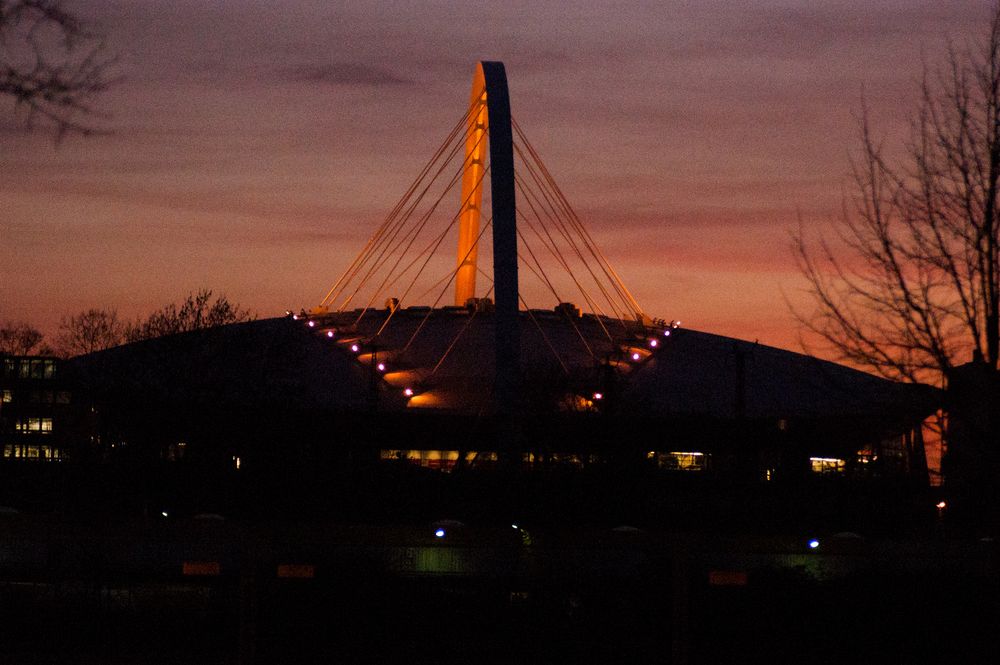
[394, 214, 493, 347]
[322, 92, 486, 309]
[374, 166, 491, 335]
[430, 283, 495, 377]
[515, 177, 615, 342]
[513, 117, 645, 317]
[353, 131, 484, 320]
[514, 141, 631, 324]
[340, 117, 482, 313]
[517, 236, 596, 359]
[519, 293, 569, 374]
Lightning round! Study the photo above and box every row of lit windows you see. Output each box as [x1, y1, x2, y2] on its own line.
[0, 389, 70, 405]
[2, 358, 56, 380]
[14, 417, 53, 434]
[379, 451, 889, 476]
[380, 449, 715, 472]
[380, 449, 498, 471]
[810, 457, 846, 474]
[522, 452, 605, 468]
[647, 451, 709, 471]
[3, 444, 65, 461]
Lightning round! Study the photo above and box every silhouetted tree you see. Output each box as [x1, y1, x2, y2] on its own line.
[794, 6, 1000, 526]
[0, 320, 45, 354]
[794, 6, 1000, 384]
[56, 307, 124, 356]
[0, 0, 115, 137]
[125, 289, 254, 342]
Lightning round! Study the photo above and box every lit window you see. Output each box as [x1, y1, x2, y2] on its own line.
[520, 452, 603, 468]
[14, 417, 53, 434]
[1, 389, 12, 403]
[650, 451, 709, 471]
[379, 449, 497, 471]
[810, 457, 845, 474]
[550, 453, 584, 468]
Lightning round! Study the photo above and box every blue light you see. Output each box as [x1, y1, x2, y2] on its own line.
[434, 529, 446, 538]
[808, 539, 820, 549]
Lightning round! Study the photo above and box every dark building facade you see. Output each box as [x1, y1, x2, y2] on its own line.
[0, 355, 72, 463]
[51, 313, 940, 530]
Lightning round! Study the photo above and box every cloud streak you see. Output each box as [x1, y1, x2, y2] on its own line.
[4, 0, 993, 352]
[281, 63, 413, 87]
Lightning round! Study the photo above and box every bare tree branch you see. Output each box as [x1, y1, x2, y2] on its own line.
[793, 5, 1000, 385]
[0, 0, 116, 138]
[56, 308, 124, 357]
[0, 320, 45, 355]
[125, 289, 255, 343]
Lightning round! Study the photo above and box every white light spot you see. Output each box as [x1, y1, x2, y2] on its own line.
[649, 339, 658, 347]
[808, 539, 820, 549]
[404, 388, 414, 397]
[631, 352, 640, 361]
[663, 330, 671, 337]
[307, 320, 315, 327]
[327, 331, 335, 338]
[377, 363, 386, 372]
[161, 511, 168, 518]
[351, 344, 359, 353]
[435, 529, 446, 538]
[593, 392, 603, 400]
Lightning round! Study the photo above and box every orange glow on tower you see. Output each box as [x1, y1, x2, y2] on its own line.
[455, 63, 489, 306]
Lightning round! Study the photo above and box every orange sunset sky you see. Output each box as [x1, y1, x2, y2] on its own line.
[0, 1, 989, 357]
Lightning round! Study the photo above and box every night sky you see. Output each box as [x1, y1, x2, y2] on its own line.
[0, 1, 987, 353]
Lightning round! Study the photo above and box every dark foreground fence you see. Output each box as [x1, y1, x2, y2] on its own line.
[0, 517, 997, 664]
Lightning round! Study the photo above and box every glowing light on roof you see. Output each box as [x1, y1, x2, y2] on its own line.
[307, 320, 315, 327]
[649, 339, 658, 347]
[326, 331, 335, 338]
[808, 539, 820, 549]
[663, 330, 671, 337]
[292, 315, 299, 320]
[434, 529, 446, 538]
[631, 352, 640, 361]
[377, 363, 386, 372]
[351, 344, 359, 353]
[404, 388, 414, 397]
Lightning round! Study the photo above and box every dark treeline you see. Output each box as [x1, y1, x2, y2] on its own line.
[0, 288, 254, 358]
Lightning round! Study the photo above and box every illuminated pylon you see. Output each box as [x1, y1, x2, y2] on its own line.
[453, 61, 519, 419]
